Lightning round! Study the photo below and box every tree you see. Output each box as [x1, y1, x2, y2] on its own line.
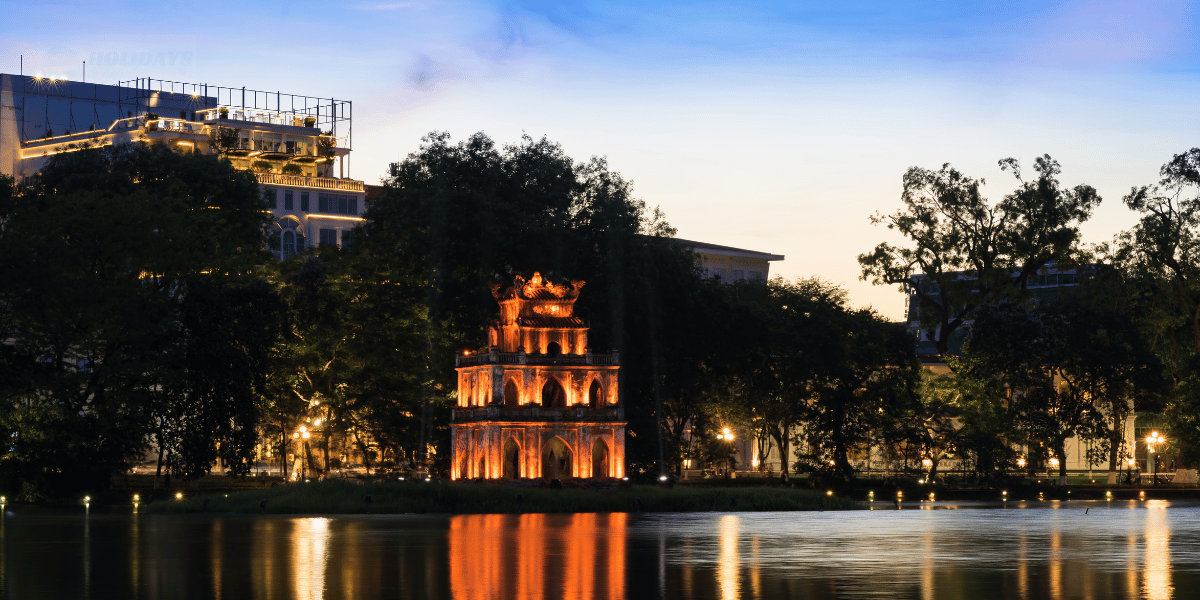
[898, 372, 964, 482]
[1050, 291, 1161, 484]
[164, 278, 282, 482]
[745, 277, 842, 483]
[804, 306, 920, 483]
[743, 277, 919, 483]
[0, 142, 271, 499]
[860, 155, 1101, 357]
[961, 302, 1112, 485]
[1121, 148, 1200, 466]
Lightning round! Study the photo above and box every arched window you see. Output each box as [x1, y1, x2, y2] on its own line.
[589, 380, 603, 407]
[542, 437, 573, 480]
[274, 217, 305, 260]
[541, 378, 566, 408]
[504, 380, 519, 408]
[546, 341, 562, 356]
[591, 439, 610, 478]
[503, 437, 521, 479]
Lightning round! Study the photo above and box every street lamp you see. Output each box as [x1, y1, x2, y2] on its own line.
[1146, 431, 1165, 485]
[293, 425, 312, 481]
[718, 428, 735, 478]
[1048, 457, 1060, 482]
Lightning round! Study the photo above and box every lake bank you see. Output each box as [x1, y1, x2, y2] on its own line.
[138, 479, 857, 514]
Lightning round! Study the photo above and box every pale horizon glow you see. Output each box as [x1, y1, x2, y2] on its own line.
[4, 1, 1199, 319]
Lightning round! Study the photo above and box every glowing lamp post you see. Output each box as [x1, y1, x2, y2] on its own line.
[1048, 457, 1060, 482]
[293, 426, 312, 481]
[1146, 432, 1165, 486]
[719, 428, 735, 478]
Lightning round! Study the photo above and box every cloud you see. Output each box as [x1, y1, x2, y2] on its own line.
[406, 53, 460, 90]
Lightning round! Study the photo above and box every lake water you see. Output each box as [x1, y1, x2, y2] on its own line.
[2, 500, 1197, 599]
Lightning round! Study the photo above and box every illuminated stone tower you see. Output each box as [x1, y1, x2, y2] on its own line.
[451, 272, 625, 481]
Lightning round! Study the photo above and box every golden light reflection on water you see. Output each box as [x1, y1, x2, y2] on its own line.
[1144, 500, 1172, 600]
[717, 515, 740, 600]
[448, 513, 626, 600]
[1048, 527, 1062, 600]
[920, 532, 934, 600]
[292, 518, 331, 600]
[749, 536, 762, 600]
[1016, 533, 1028, 600]
[211, 519, 223, 600]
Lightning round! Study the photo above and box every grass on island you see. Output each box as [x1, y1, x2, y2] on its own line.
[141, 479, 858, 515]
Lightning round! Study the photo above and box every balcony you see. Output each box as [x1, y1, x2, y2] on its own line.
[456, 350, 619, 367]
[255, 172, 364, 192]
[452, 405, 624, 423]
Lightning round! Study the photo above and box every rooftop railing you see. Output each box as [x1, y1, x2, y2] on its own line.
[452, 405, 624, 422]
[255, 172, 364, 192]
[456, 351, 619, 367]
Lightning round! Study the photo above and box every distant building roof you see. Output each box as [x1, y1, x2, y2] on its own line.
[668, 238, 785, 261]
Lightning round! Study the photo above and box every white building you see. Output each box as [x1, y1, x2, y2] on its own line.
[671, 238, 784, 283]
[0, 74, 364, 255]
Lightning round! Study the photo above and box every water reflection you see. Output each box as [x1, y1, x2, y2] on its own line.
[292, 518, 331, 599]
[1, 503, 1199, 598]
[1145, 500, 1172, 600]
[717, 515, 739, 600]
[448, 513, 626, 600]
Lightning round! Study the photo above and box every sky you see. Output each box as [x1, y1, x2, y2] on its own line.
[3, 0, 1199, 319]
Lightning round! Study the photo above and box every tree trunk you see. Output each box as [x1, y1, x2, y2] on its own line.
[1107, 411, 1122, 485]
[1056, 445, 1068, 487]
[323, 430, 331, 476]
[774, 422, 790, 484]
[154, 440, 165, 489]
[281, 429, 289, 481]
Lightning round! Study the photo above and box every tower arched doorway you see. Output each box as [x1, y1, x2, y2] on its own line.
[504, 379, 519, 408]
[589, 380, 603, 407]
[542, 378, 566, 408]
[541, 437, 573, 480]
[503, 437, 521, 479]
[591, 439, 610, 479]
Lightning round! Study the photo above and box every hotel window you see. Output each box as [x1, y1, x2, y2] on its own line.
[263, 188, 277, 209]
[750, 270, 763, 281]
[284, 190, 294, 211]
[341, 229, 355, 251]
[277, 218, 304, 260]
[732, 270, 744, 281]
[715, 268, 726, 281]
[320, 228, 338, 247]
[317, 194, 359, 216]
[300, 192, 310, 212]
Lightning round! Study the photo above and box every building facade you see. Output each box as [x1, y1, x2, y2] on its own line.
[671, 238, 784, 283]
[0, 74, 364, 254]
[451, 273, 625, 481]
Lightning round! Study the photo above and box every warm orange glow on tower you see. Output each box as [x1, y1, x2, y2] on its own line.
[451, 273, 625, 481]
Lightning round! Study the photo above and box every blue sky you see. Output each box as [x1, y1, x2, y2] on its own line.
[4, 1, 1199, 317]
